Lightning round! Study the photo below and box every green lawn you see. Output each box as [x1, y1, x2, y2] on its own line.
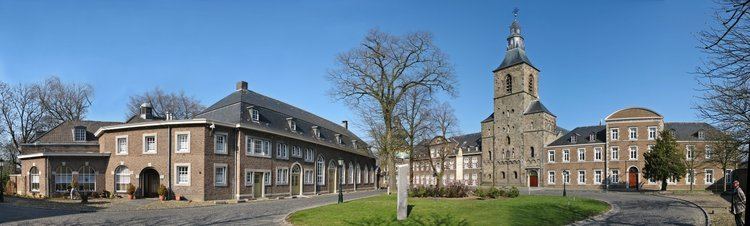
[288, 195, 610, 226]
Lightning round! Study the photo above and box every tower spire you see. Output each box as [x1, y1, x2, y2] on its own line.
[507, 8, 524, 50]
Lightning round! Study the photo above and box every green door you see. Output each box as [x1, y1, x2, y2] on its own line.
[253, 172, 263, 198]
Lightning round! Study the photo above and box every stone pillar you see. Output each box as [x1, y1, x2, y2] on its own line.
[397, 164, 408, 220]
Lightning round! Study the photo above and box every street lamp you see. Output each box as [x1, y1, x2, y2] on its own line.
[337, 157, 344, 204]
[0, 159, 5, 203]
[563, 171, 568, 197]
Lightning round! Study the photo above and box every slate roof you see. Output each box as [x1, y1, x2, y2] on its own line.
[126, 115, 166, 124]
[29, 120, 121, 144]
[665, 122, 719, 141]
[481, 113, 494, 123]
[196, 88, 372, 158]
[493, 48, 537, 72]
[547, 125, 606, 147]
[450, 132, 482, 154]
[523, 100, 555, 117]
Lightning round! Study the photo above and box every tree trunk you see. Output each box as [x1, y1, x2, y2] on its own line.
[661, 180, 668, 191]
[408, 146, 414, 188]
[722, 166, 728, 192]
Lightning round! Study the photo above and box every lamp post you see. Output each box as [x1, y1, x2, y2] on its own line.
[0, 159, 5, 203]
[563, 171, 568, 197]
[337, 158, 344, 204]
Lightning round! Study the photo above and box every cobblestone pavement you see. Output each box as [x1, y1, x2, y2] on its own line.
[0, 190, 384, 226]
[527, 189, 706, 226]
[665, 192, 733, 226]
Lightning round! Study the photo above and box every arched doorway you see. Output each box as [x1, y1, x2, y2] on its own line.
[529, 170, 539, 187]
[290, 164, 302, 196]
[139, 168, 160, 198]
[328, 161, 337, 193]
[628, 167, 639, 189]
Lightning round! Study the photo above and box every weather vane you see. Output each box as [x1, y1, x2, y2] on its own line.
[513, 7, 519, 19]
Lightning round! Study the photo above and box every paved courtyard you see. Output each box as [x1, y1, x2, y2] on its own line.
[0, 189, 707, 226]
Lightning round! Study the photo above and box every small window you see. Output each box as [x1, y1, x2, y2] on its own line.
[505, 74, 513, 93]
[594, 170, 602, 184]
[247, 137, 271, 157]
[563, 171, 570, 184]
[686, 145, 695, 160]
[705, 145, 713, 159]
[176, 132, 190, 153]
[116, 136, 128, 155]
[548, 150, 555, 162]
[578, 171, 586, 184]
[291, 146, 302, 157]
[144, 134, 157, 154]
[629, 146, 638, 160]
[548, 171, 555, 184]
[611, 128, 619, 140]
[577, 148, 585, 161]
[336, 134, 343, 144]
[214, 164, 227, 186]
[304, 148, 314, 162]
[276, 168, 289, 185]
[594, 147, 603, 161]
[705, 169, 714, 184]
[215, 133, 227, 154]
[175, 164, 190, 186]
[698, 130, 705, 140]
[589, 133, 595, 142]
[251, 109, 260, 122]
[648, 127, 657, 140]
[611, 147, 620, 160]
[629, 127, 637, 140]
[29, 167, 40, 192]
[562, 149, 570, 162]
[570, 136, 577, 143]
[304, 169, 314, 185]
[611, 170, 619, 183]
[276, 143, 289, 159]
[74, 127, 86, 142]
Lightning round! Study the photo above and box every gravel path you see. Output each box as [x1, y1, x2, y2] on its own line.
[0, 190, 384, 226]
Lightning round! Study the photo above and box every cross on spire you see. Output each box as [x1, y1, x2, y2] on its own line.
[513, 7, 519, 19]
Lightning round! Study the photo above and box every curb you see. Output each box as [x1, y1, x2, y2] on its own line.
[281, 190, 385, 226]
[655, 194, 710, 226]
[568, 198, 618, 226]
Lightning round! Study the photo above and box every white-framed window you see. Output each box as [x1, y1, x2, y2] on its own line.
[175, 164, 190, 186]
[594, 147, 602, 161]
[116, 136, 128, 155]
[686, 145, 695, 160]
[251, 109, 260, 122]
[471, 156, 478, 168]
[246, 137, 271, 157]
[339, 165, 346, 184]
[348, 162, 354, 184]
[705, 169, 714, 184]
[698, 130, 705, 140]
[667, 176, 679, 184]
[215, 133, 228, 154]
[304, 169, 314, 185]
[648, 177, 656, 184]
[548, 150, 555, 162]
[705, 145, 712, 159]
[316, 157, 325, 185]
[115, 166, 131, 193]
[648, 127, 657, 140]
[611, 170, 619, 183]
[356, 164, 361, 184]
[577, 148, 585, 162]
[548, 171, 555, 184]
[264, 171, 272, 186]
[304, 148, 315, 162]
[244, 169, 253, 187]
[472, 173, 478, 186]
[594, 170, 602, 184]
[629, 146, 638, 160]
[78, 166, 96, 192]
[570, 136, 577, 143]
[214, 164, 228, 187]
[578, 170, 586, 184]
[562, 149, 570, 162]
[175, 132, 190, 153]
[74, 127, 86, 142]
[55, 166, 72, 192]
[463, 157, 470, 168]
[687, 169, 695, 184]
[29, 167, 40, 192]
[611, 128, 619, 140]
[629, 127, 637, 140]
[276, 143, 289, 159]
[611, 146, 620, 160]
[291, 146, 302, 158]
[143, 134, 157, 154]
[276, 167, 289, 185]
[563, 171, 570, 184]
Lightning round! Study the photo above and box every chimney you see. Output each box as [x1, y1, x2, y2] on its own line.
[342, 120, 348, 129]
[236, 81, 248, 91]
[140, 102, 153, 119]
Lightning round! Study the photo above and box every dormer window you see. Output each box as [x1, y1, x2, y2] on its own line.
[249, 107, 259, 122]
[287, 118, 297, 132]
[335, 134, 342, 144]
[73, 126, 86, 142]
[697, 130, 705, 140]
[570, 135, 576, 143]
[589, 134, 595, 142]
[312, 126, 320, 138]
[351, 140, 358, 149]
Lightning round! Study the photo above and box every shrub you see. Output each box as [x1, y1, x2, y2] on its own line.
[444, 183, 469, 198]
[126, 184, 136, 195]
[507, 186, 519, 198]
[473, 186, 519, 199]
[157, 184, 168, 197]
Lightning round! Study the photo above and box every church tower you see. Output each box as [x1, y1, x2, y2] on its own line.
[481, 9, 560, 187]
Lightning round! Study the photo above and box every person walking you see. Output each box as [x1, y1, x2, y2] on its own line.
[731, 180, 746, 226]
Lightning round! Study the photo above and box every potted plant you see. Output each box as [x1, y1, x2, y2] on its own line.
[157, 184, 167, 201]
[126, 183, 136, 200]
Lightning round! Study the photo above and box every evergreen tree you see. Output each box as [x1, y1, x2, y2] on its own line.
[643, 130, 687, 191]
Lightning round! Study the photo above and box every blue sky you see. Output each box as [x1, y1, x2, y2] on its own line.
[0, 1, 717, 137]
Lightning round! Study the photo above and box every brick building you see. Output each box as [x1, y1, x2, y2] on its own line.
[14, 81, 376, 201]
[411, 133, 482, 187]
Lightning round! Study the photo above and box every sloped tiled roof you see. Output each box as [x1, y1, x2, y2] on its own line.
[30, 120, 121, 144]
[493, 48, 537, 72]
[665, 122, 718, 141]
[523, 100, 555, 117]
[196, 88, 372, 158]
[481, 113, 494, 123]
[548, 125, 606, 147]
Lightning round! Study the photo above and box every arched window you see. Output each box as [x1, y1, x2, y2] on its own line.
[370, 166, 375, 184]
[530, 147, 535, 158]
[29, 167, 40, 192]
[363, 166, 369, 184]
[316, 156, 325, 185]
[339, 163, 346, 184]
[528, 74, 534, 93]
[514, 171, 518, 179]
[505, 74, 513, 93]
[55, 165, 72, 192]
[78, 165, 96, 192]
[501, 171, 506, 179]
[348, 162, 354, 184]
[355, 163, 361, 184]
[115, 166, 131, 193]
[506, 136, 511, 145]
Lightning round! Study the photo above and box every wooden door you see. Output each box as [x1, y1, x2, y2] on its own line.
[530, 175, 538, 187]
[328, 168, 335, 193]
[291, 174, 300, 196]
[629, 173, 637, 188]
[253, 172, 263, 198]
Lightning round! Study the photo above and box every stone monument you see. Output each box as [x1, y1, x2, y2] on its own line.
[397, 164, 408, 220]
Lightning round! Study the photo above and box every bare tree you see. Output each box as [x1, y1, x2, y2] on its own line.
[707, 130, 743, 192]
[426, 102, 459, 189]
[397, 87, 434, 187]
[327, 29, 456, 193]
[127, 87, 206, 120]
[696, 0, 750, 151]
[0, 82, 47, 168]
[35, 76, 94, 124]
[682, 145, 705, 191]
